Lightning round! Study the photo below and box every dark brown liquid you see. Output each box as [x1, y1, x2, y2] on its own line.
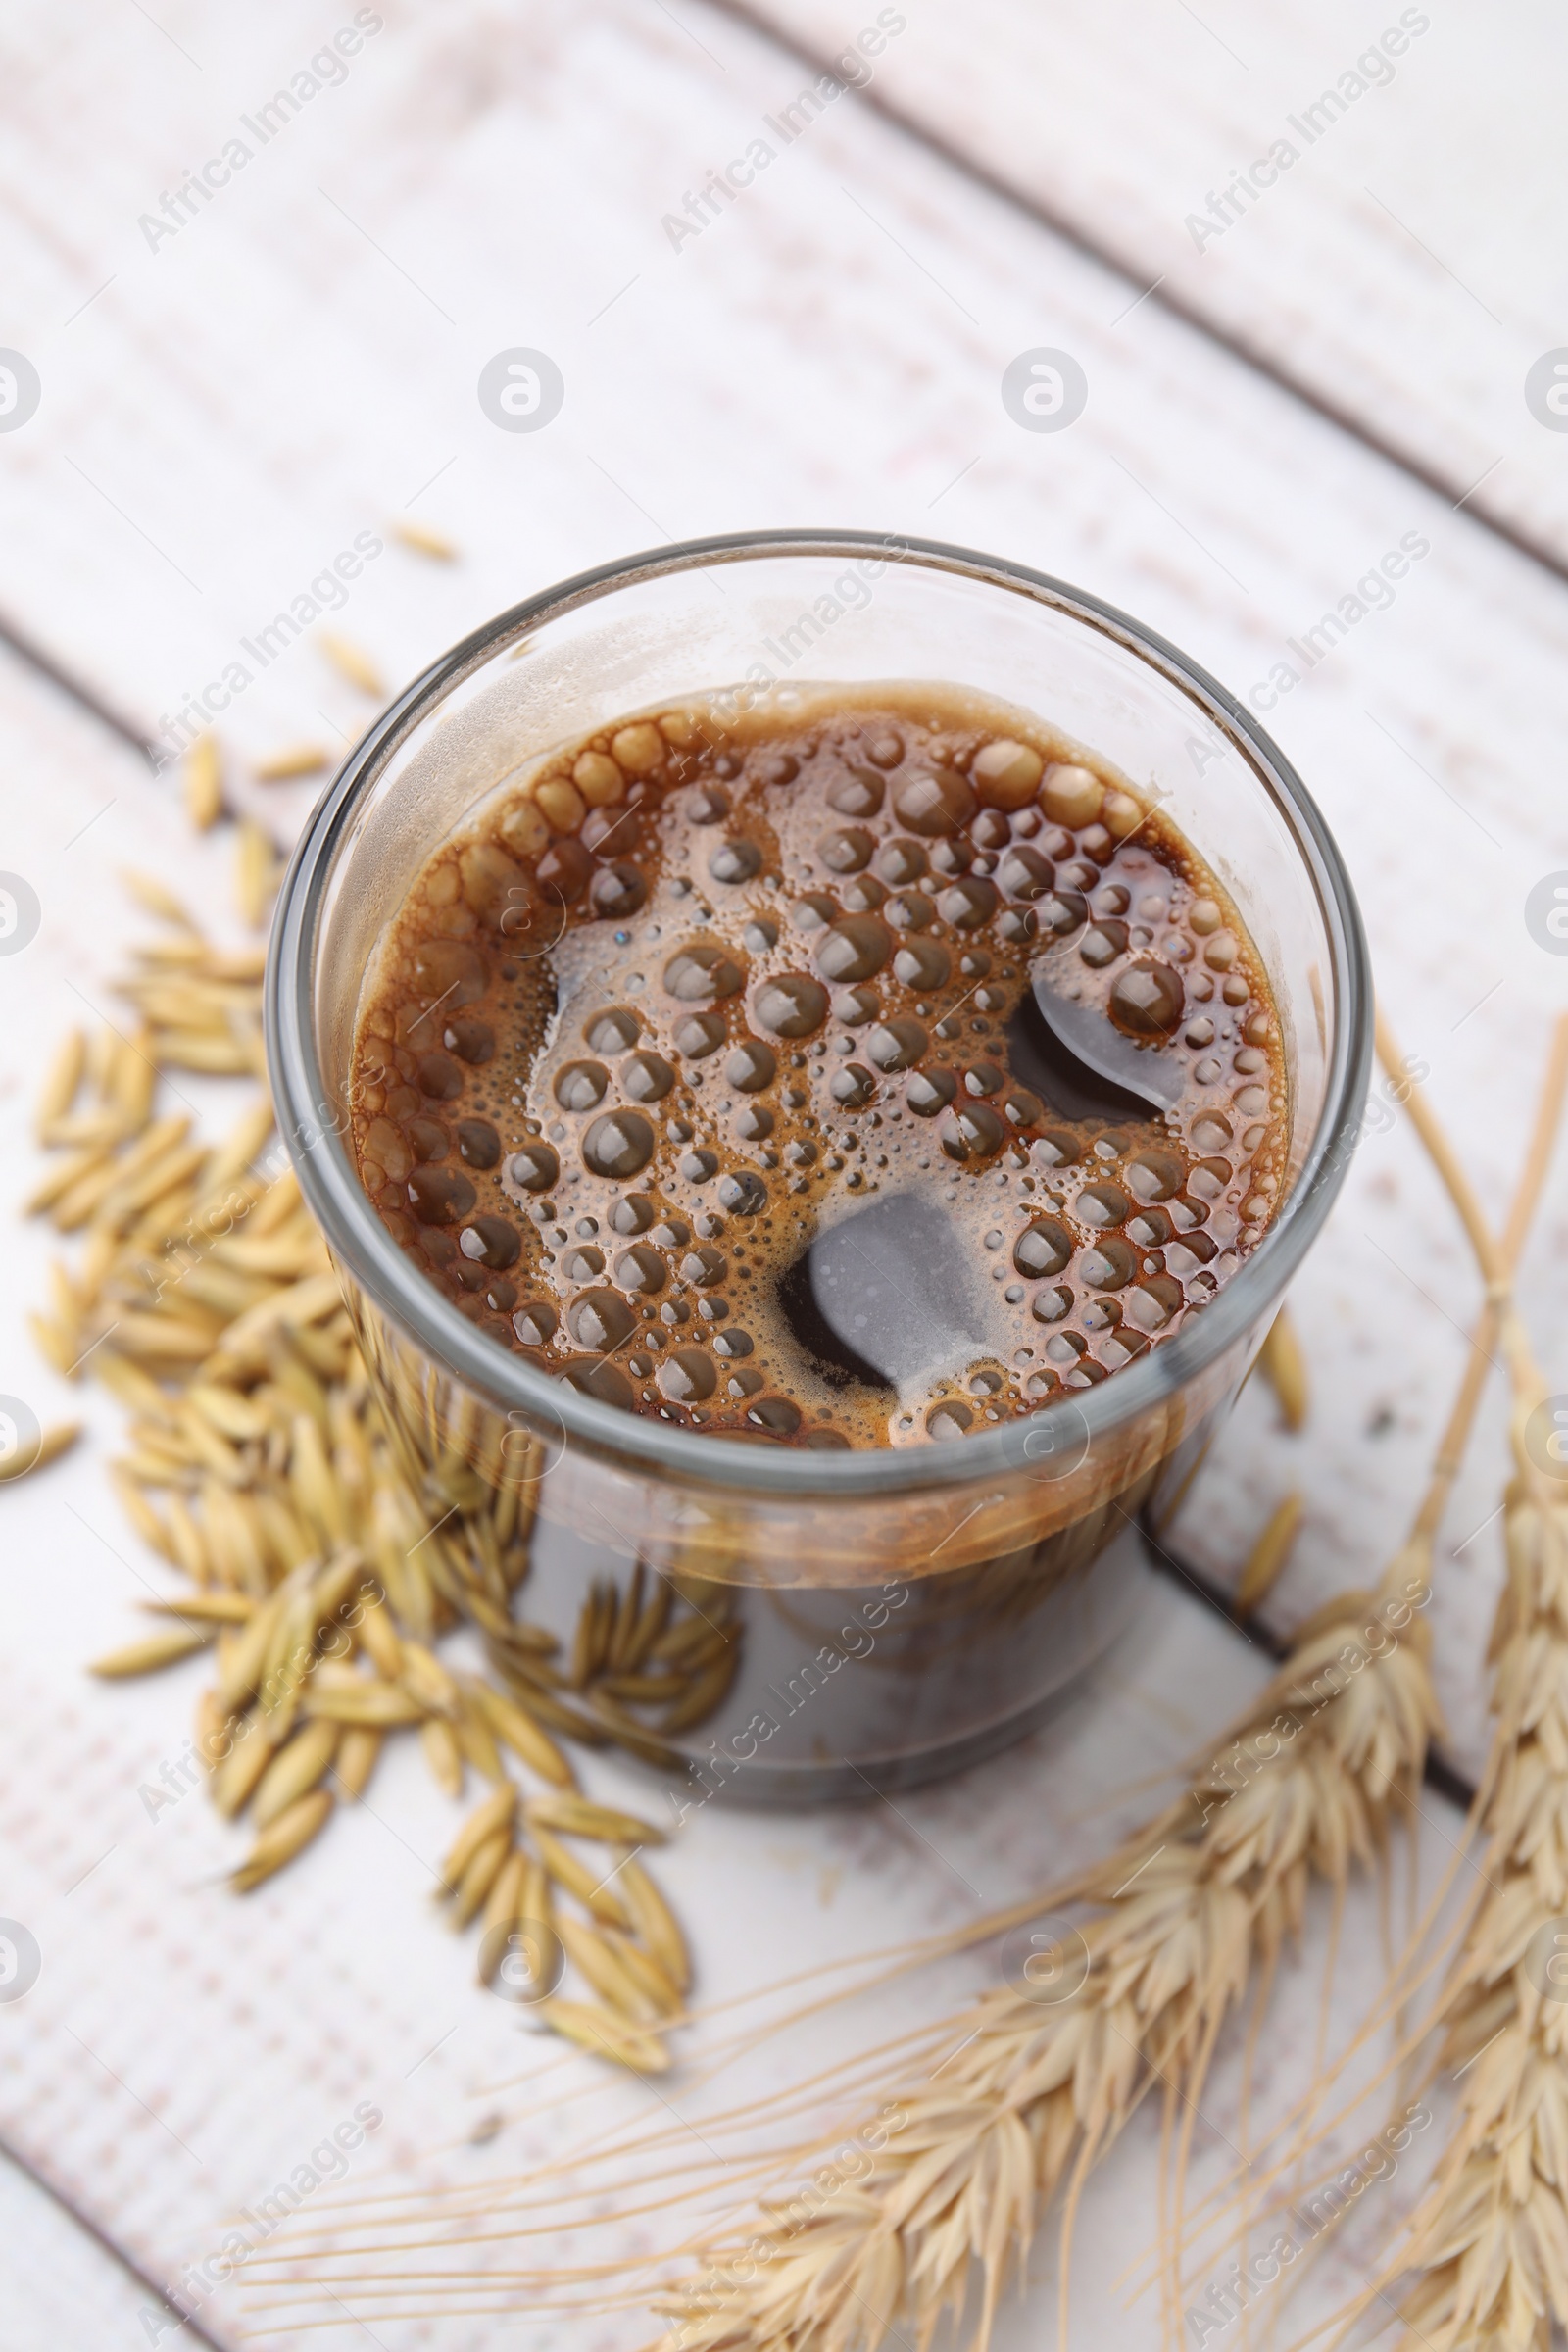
[350, 688, 1288, 1449]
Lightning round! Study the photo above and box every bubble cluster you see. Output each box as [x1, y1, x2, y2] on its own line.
[351, 691, 1289, 1447]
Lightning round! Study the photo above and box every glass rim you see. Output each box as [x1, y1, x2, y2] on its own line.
[264, 527, 1372, 1501]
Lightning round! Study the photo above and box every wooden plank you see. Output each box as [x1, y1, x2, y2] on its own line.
[0, 652, 1279, 2349]
[0, 0, 1558, 1726]
[0, 3, 1562, 2341]
[736, 0, 1568, 573]
[0, 2147, 202, 2349]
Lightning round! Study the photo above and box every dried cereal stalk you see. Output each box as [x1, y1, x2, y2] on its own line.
[20, 873, 689, 2070]
[650, 1569, 1444, 2351]
[648, 1022, 1568, 2352]
[1333, 1015, 1568, 2352]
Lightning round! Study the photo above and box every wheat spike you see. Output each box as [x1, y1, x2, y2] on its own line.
[649, 1018, 1568, 2352]
[652, 1547, 1442, 2351]
[1331, 1013, 1568, 2352]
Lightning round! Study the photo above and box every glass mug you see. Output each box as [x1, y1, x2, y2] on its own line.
[265, 532, 1370, 1804]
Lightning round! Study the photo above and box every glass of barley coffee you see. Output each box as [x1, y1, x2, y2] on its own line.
[266, 533, 1371, 1803]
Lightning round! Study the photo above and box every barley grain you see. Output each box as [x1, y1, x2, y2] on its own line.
[391, 519, 457, 561]
[1235, 1491, 1303, 1613]
[202, 1102, 277, 1201]
[90, 1625, 217, 1676]
[253, 1719, 341, 1829]
[213, 1716, 280, 1817]
[474, 1683, 574, 1786]
[35, 1031, 86, 1136]
[480, 1847, 528, 1948]
[1258, 1304, 1308, 1430]
[0, 1421, 81, 1481]
[441, 1788, 517, 1890]
[255, 745, 330, 781]
[557, 1913, 663, 2025]
[354, 1593, 404, 1680]
[420, 1716, 466, 1798]
[618, 1857, 690, 1994]
[334, 1726, 382, 1800]
[231, 1789, 332, 1891]
[235, 818, 279, 930]
[401, 1640, 461, 1716]
[532, 1826, 631, 1930]
[188, 1384, 270, 1444]
[25, 1145, 114, 1217]
[526, 1795, 663, 1847]
[183, 736, 224, 830]
[452, 1687, 506, 1784]
[318, 634, 384, 695]
[608, 1930, 682, 2020]
[450, 1831, 511, 1927]
[304, 1677, 425, 1726]
[142, 1592, 254, 1623]
[538, 1997, 669, 2075]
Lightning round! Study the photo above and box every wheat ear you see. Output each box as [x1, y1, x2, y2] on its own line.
[1324, 1013, 1568, 2352]
[1143, 1019, 1568, 2349]
[247, 1032, 1568, 2348]
[651, 1519, 1446, 2344]
[649, 1018, 1568, 2352]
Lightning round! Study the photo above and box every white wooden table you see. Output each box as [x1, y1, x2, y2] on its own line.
[2, 4, 1566, 2344]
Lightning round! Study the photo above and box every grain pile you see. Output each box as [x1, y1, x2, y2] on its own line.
[24, 871, 692, 2072]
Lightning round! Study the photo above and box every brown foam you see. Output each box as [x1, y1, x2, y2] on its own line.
[350, 687, 1288, 1449]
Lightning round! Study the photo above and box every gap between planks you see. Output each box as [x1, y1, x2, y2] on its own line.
[708, 0, 1568, 600]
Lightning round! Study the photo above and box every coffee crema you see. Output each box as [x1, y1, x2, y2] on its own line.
[349, 687, 1288, 1449]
